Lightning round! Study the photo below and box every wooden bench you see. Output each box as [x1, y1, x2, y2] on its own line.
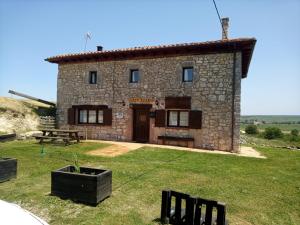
[40, 129, 80, 143]
[157, 136, 194, 148]
[32, 135, 71, 145]
[161, 190, 228, 225]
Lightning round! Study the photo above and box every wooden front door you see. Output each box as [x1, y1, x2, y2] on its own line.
[133, 106, 150, 143]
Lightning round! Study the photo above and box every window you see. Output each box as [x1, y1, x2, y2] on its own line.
[79, 110, 87, 123]
[98, 110, 104, 123]
[88, 110, 96, 123]
[130, 69, 139, 83]
[179, 111, 189, 126]
[167, 110, 189, 127]
[182, 67, 193, 82]
[168, 111, 178, 126]
[89, 71, 97, 84]
[79, 109, 104, 124]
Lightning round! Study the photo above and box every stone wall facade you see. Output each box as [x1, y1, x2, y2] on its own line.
[56, 52, 242, 152]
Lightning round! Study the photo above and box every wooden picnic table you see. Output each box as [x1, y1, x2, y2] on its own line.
[34, 129, 80, 145]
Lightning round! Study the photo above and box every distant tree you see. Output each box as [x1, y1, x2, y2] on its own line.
[245, 125, 259, 135]
[291, 129, 299, 136]
[264, 127, 283, 139]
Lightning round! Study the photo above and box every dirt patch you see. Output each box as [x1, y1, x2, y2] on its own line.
[85, 140, 265, 159]
[86, 144, 131, 157]
[240, 146, 266, 158]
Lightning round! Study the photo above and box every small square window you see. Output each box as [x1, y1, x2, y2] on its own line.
[130, 69, 139, 83]
[183, 67, 193, 82]
[89, 71, 97, 84]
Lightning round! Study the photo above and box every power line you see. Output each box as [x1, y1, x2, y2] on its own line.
[112, 151, 187, 192]
[212, 0, 227, 39]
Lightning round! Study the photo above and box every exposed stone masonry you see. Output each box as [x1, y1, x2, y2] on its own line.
[57, 52, 242, 152]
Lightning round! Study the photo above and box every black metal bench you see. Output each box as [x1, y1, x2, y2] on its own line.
[161, 190, 227, 225]
[157, 136, 194, 148]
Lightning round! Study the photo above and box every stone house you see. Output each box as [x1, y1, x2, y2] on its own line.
[46, 19, 256, 152]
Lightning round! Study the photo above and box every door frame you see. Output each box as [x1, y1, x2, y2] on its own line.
[131, 104, 152, 143]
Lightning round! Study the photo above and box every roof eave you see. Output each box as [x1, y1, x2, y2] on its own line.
[241, 39, 257, 78]
[45, 38, 257, 78]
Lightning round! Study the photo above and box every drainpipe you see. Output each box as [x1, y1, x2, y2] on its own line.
[231, 46, 237, 152]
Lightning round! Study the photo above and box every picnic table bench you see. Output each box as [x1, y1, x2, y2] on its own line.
[33, 129, 80, 145]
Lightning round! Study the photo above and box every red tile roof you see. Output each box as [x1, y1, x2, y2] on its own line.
[45, 38, 256, 78]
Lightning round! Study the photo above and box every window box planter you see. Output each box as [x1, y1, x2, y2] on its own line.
[0, 158, 17, 183]
[51, 165, 112, 205]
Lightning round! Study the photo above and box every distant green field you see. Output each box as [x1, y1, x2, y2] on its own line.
[241, 115, 300, 132]
[241, 115, 300, 123]
[240, 123, 300, 132]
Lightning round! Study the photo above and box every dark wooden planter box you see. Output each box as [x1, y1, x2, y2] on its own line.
[0, 158, 17, 182]
[51, 165, 112, 205]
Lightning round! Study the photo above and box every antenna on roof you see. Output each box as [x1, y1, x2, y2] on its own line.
[84, 32, 92, 52]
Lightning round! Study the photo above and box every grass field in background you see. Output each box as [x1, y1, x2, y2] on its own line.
[0, 141, 299, 225]
[241, 115, 300, 133]
[240, 123, 300, 132]
[241, 115, 300, 123]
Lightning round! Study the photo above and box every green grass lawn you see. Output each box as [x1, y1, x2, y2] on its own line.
[0, 141, 300, 225]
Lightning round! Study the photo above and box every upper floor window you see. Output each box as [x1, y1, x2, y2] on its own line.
[182, 67, 193, 82]
[130, 69, 139, 83]
[89, 71, 97, 84]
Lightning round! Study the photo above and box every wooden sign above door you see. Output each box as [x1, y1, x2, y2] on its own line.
[128, 98, 154, 104]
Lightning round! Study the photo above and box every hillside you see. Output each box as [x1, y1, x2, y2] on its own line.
[0, 97, 52, 134]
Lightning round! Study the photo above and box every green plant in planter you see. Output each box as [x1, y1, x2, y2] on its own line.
[73, 153, 80, 173]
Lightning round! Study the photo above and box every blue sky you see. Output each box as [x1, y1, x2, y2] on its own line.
[0, 0, 299, 115]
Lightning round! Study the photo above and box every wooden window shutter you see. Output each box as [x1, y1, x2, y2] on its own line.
[103, 108, 112, 125]
[165, 96, 191, 109]
[189, 110, 202, 129]
[155, 110, 166, 127]
[67, 108, 75, 125]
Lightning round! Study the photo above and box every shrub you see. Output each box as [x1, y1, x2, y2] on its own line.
[245, 125, 259, 135]
[263, 127, 283, 139]
[291, 129, 299, 136]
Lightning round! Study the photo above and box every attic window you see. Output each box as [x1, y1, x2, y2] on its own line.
[182, 67, 193, 82]
[89, 71, 97, 84]
[130, 69, 139, 83]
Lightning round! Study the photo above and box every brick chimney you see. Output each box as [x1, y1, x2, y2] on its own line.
[97, 46, 103, 51]
[221, 17, 229, 40]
